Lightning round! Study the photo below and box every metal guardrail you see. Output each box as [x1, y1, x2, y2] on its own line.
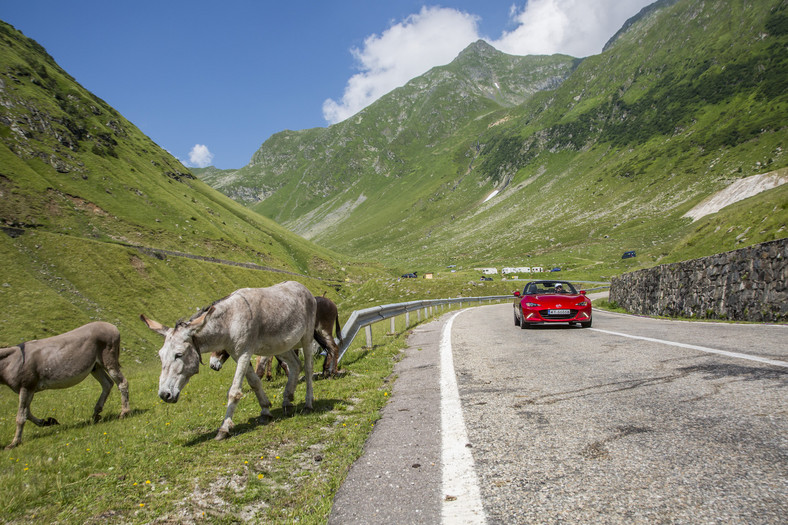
[335, 295, 512, 365]
[333, 285, 610, 365]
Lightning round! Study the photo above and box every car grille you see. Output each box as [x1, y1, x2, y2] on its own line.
[539, 309, 578, 320]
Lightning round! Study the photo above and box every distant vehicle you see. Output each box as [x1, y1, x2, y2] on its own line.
[447, 265, 456, 268]
[401, 272, 418, 278]
[550, 267, 561, 272]
[513, 280, 592, 329]
[622, 251, 636, 259]
[480, 276, 493, 281]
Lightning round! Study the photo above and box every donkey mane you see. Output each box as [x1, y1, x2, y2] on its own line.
[177, 294, 233, 327]
[0, 346, 20, 361]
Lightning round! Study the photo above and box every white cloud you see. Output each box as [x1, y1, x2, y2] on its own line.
[323, 1, 654, 125]
[188, 144, 214, 168]
[322, 6, 480, 125]
[492, 0, 653, 58]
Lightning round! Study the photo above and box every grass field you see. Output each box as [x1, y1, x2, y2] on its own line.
[0, 313, 430, 523]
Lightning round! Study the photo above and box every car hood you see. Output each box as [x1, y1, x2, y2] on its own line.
[525, 294, 583, 304]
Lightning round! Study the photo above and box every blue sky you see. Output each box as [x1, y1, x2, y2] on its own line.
[2, 1, 653, 169]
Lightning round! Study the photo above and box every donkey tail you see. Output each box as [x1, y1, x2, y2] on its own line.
[335, 317, 344, 346]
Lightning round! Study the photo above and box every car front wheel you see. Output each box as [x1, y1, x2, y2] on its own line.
[520, 309, 530, 329]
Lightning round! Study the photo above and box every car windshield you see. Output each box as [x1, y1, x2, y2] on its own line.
[523, 281, 578, 295]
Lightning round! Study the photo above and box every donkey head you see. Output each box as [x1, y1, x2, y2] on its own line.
[140, 307, 213, 403]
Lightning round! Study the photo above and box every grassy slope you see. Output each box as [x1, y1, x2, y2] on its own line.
[201, 0, 787, 280]
[0, 21, 520, 524]
[0, 19, 379, 346]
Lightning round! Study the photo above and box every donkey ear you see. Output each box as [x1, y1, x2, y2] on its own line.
[188, 305, 215, 331]
[140, 314, 170, 336]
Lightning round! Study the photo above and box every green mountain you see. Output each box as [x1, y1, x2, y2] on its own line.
[0, 20, 357, 348]
[201, 0, 787, 277]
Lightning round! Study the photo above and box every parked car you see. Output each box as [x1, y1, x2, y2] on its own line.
[401, 272, 418, 278]
[480, 276, 493, 281]
[513, 280, 592, 328]
[550, 267, 561, 272]
[622, 251, 636, 259]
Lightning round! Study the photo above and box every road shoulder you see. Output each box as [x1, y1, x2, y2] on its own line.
[328, 316, 445, 524]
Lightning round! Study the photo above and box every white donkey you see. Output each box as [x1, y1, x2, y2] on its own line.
[141, 281, 317, 440]
[0, 321, 131, 449]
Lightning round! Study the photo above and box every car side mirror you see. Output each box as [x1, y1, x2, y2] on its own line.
[580, 290, 586, 295]
[513, 291, 521, 297]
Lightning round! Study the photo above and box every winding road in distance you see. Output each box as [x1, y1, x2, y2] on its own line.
[329, 303, 788, 524]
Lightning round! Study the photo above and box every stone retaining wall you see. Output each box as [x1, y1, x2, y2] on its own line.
[609, 238, 787, 323]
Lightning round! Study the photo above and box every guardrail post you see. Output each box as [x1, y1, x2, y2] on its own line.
[365, 325, 373, 348]
[405, 311, 410, 326]
[417, 309, 421, 322]
[390, 316, 396, 334]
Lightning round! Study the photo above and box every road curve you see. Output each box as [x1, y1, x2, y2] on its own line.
[329, 304, 788, 524]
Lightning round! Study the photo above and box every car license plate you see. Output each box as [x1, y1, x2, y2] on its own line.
[548, 309, 570, 315]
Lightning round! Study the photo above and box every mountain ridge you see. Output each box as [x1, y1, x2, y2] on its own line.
[199, 0, 787, 275]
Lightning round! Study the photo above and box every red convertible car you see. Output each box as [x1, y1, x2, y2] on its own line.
[513, 280, 592, 328]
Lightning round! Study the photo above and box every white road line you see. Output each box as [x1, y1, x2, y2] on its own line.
[590, 328, 788, 368]
[440, 311, 487, 525]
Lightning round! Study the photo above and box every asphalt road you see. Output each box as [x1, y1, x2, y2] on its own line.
[329, 304, 788, 524]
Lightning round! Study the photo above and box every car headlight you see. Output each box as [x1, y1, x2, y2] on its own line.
[525, 302, 540, 307]
[576, 300, 588, 306]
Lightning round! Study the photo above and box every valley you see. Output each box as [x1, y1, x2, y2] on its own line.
[0, 1, 786, 522]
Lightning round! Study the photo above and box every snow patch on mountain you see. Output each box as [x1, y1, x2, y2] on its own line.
[683, 169, 787, 221]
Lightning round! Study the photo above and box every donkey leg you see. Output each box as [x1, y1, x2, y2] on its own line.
[244, 365, 273, 423]
[276, 357, 289, 378]
[302, 338, 315, 412]
[216, 353, 251, 440]
[314, 331, 332, 378]
[255, 356, 272, 381]
[104, 366, 131, 418]
[278, 350, 301, 416]
[100, 336, 130, 418]
[7, 390, 29, 449]
[22, 386, 58, 428]
[264, 356, 273, 380]
[7, 388, 38, 449]
[91, 367, 115, 422]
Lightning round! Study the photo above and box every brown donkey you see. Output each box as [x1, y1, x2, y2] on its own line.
[0, 321, 131, 449]
[315, 295, 343, 377]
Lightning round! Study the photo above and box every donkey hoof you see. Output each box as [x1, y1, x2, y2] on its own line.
[258, 413, 272, 425]
[44, 417, 60, 426]
[5, 442, 19, 450]
[215, 430, 231, 441]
